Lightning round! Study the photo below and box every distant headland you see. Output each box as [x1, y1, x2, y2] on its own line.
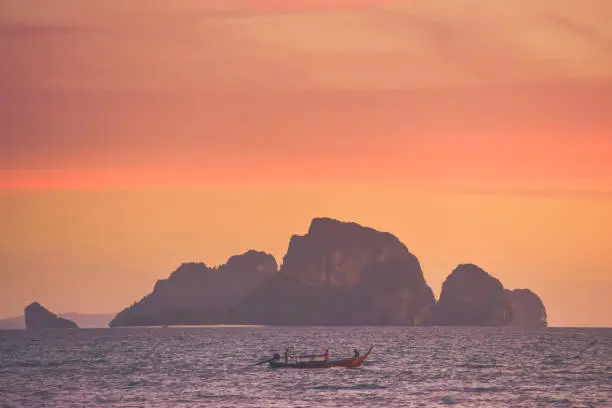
[109, 217, 547, 328]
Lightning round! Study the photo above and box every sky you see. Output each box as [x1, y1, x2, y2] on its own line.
[1, 0, 611, 326]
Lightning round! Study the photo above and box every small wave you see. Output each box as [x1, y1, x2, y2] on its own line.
[565, 376, 597, 383]
[440, 395, 460, 405]
[535, 396, 573, 404]
[94, 395, 122, 403]
[543, 358, 565, 366]
[94, 394, 147, 404]
[91, 358, 108, 364]
[197, 392, 252, 402]
[11, 359, 104, 369]
[459, 363, 498, 369]
[312, 384, 388, 391]
[32, 389, 56, 398]
[197, 393, 225, 399]
[13, 361, 42, 368]
[462, 386, 503, 393]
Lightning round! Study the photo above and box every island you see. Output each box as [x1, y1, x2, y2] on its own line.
[505, 288, 548, 328]
[433, 264, 513, 326]
[110, 217, 548, 328]
[232, 217, 436, 325]
[109, 250, 277, 326]
[25, 302, 78, 329]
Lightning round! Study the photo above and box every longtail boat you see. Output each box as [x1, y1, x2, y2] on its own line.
[269, 346, 373, 369]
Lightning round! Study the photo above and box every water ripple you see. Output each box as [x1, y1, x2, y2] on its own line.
[0, 326, 610, 407]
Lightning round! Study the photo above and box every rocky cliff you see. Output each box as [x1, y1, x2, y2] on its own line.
[109, 218, 549, 327]
[24, 302, 78, 329]
[233, 218, 436, 325]
[109, 250, 277, 326]
[505, 288, 548, 328]
[433, 264, 513, 326]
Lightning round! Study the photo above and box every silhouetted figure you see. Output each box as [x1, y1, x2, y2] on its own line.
[284, 348, 289, 364]
[324, 349, 329, 361]
[353, 348, 360, 358]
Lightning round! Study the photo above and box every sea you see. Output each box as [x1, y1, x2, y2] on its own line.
[0, 326, 610, 407]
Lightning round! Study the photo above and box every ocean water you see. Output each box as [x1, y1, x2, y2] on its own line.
[0, 326, 610, 407]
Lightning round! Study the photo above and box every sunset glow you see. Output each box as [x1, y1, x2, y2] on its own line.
[1, 0, 611, 327]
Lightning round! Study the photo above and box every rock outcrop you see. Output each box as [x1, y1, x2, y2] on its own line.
[109, 217, 550, 328]
[505, 288, 548, 328]
[233, 218, 436, 325]
[109, 250, 277, 326]
[24, 302, 78, 329]
[433, 264, 513, 326]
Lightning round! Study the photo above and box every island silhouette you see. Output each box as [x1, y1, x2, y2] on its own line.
[107, 217, 547, 328]
[0, 312, 115, 330]
[24, 302, 78, 330]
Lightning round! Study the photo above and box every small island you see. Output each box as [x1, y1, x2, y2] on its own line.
[505, 288, 548, 328]
[25, 302, 78, 330]
[433, 264, 513, 326]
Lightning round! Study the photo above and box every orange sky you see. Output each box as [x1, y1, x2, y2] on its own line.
[1, 0, 611, 326]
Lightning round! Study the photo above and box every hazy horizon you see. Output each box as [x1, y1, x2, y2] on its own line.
[1, 0, 612, 327]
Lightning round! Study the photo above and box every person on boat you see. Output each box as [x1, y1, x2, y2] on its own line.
[284, 347, 289, 364]
[353, 348, 360, 358]
[324, 349, 329, 361]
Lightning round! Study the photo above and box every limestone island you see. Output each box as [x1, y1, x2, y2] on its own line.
[110, 217, 547, 328]
[25, 302, 78, 329]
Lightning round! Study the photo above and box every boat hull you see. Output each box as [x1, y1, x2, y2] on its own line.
[269, 346, 373, 369]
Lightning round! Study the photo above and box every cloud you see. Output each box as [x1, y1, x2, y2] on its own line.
[0, 22, 92, 38]
[1, 0, 611, 92]
[1, 0, 611, 189]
